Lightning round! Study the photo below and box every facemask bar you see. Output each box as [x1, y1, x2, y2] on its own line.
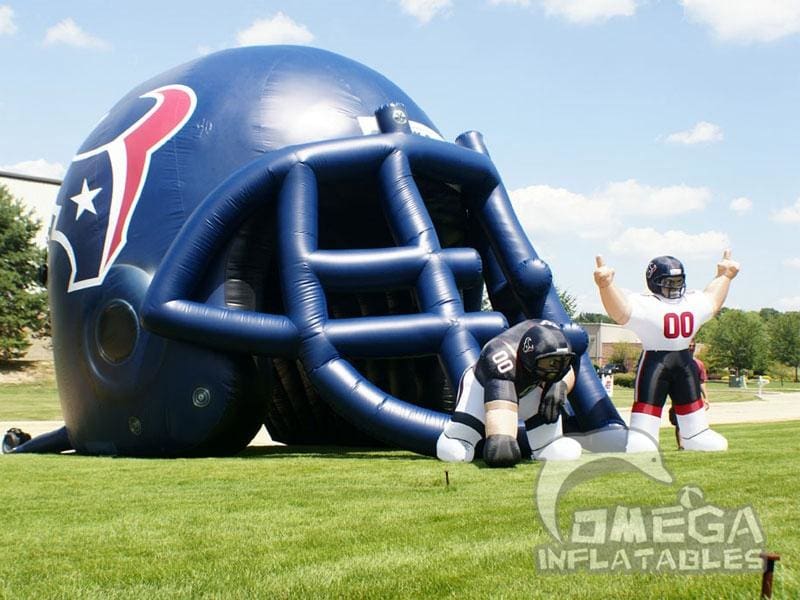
[534, 352, 575, 383]
[657, 276, 686, 299]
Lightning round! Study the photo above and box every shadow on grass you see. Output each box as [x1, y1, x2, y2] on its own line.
[238, 444, 539, 469]
[0, 359, 56, 385]
[0, 360, 39, 374]
[238, 444, 432, 461]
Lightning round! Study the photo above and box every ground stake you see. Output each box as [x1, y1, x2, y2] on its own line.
[760, 552, 780, 599]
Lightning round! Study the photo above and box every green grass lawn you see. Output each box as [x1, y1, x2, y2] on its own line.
[608, 379, 800, 409]
[0, 380, 61, 420]
[0, 421, 797, 599]
[0, 361, 60, 420]
[0, 361, 62, 421]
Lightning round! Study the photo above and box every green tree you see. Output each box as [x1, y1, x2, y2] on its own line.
[0, 184, 48, 360]
[480, 285, 492, 312]
[608, 341, 639, 371]
[556, 286, 577, 320]
[704, 310, 769, 376]
[759, 307, 780, 323]
[768, 311, 800, 382]
[577, 312, 615, 324]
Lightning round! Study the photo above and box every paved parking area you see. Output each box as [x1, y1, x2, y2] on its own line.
[617, 392, 800, 427]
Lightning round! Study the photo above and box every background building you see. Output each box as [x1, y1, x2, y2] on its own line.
[580, 322, 642, 369]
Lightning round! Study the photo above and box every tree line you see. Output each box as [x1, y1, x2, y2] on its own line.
[696, 308, 800, 383]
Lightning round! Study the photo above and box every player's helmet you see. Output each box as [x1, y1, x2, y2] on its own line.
[646, 256, 686, 299]
[517, 321, 575, 384]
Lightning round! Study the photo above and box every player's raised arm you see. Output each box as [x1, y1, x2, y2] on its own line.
[703, 249, 740, 314]
[593, 255, 632, 325]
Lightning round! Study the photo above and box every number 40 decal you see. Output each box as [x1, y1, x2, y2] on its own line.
[663, 312, 694, 339]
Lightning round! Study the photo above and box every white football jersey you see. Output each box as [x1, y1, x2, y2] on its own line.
[626, 291, 714, 351]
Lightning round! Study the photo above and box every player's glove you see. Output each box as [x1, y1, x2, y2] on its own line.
[483, 434, 521, 468]
[538, 381, 567, 424]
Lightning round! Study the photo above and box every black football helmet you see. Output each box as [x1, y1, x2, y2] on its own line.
[646, 256, 686, 300]
[517, 321, 575, 384]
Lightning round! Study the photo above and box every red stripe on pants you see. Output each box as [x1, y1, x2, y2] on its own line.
[674, 399, 705, 415]
[632, 402, 662, 417]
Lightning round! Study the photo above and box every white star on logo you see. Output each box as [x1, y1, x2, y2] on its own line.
[69, 178, 101, 220]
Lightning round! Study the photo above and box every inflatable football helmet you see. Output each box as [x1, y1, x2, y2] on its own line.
[22, 46, 625, 457]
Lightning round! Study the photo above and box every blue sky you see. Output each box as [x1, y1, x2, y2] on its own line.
[1, 0, 799, 313]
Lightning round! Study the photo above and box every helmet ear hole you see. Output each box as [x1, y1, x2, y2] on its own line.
[95, 300, 139, 365]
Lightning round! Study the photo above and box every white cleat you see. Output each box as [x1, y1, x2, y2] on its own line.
[532, 436, 582, 461]
[436, 434, 475, 462]
[625, 428, 660, 453]
[680, 428, 728, 452]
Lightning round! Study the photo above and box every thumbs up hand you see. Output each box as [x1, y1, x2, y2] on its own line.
[716, 249, 740, 280]
[594, 255, 615, 289]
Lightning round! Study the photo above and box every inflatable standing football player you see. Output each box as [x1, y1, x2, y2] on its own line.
[594, 251, 739, 452]
[5, 46, 627, 457]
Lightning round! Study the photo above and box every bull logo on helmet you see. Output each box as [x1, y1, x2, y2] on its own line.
[51, 85, 196, 293]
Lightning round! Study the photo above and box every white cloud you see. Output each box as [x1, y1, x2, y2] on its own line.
[778, 296, 800, 310]
[681, 0, 800, 43]
[236, 12, 314, 46]
[609, 227, 730, 259]
[541, 0, 637, 23]
[489, 0, 532, 6]
[771, 198, 800, 223]
[397, 0, 453, 24]
[44, 18, 109, 49]
[509, 179, 712, 240]
[594, 179, 712, 216]
[510, 184, 618, 239]
[1, 159, 66, 180]
[665, 121, 724, 145]
[782, 257, 800, 269]
[729, 197, 753, 215]
[0, 5, 17, 35]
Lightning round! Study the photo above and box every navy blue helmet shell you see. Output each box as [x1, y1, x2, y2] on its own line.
[43, 45, 624, 457]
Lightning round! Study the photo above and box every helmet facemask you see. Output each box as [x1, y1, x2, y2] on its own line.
[656, 275, 686, 300]
[532, 351, 575, 384]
